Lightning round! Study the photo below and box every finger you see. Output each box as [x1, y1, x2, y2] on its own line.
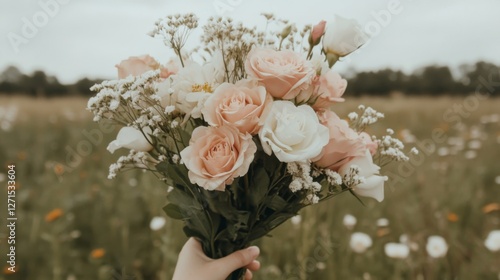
[245, 260, 260, 271]
[244, 269, 253, 280]
[216, 246, 260, 275]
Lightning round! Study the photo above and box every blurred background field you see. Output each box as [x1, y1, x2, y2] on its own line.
[0, 95, 499, 280]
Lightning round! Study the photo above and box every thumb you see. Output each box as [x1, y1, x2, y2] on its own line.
[215, 246, 260, 276]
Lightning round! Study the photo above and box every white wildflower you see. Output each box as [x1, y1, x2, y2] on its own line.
[384, 243, 410, 259]
[291, 215, 302, 226]
[350, 232, 372, 253]
[343, 214, 357, 229]
[426, 236, 448, 258]
[150, 216, 166, 231]
[485, 230, 500, 252]
[376, 218, 389, 227]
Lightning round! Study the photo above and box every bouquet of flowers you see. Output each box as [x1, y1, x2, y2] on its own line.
[88, 13, 415, 280]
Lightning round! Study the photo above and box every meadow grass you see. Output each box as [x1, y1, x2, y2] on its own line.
[0, 96, 499, 280]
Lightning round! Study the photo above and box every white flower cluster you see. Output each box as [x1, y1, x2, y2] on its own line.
[348, 105, 385, 131]
[108, 150, 152, 179]
[324, 169, 343, 186]
[87, 70, 161, 122]
[348, 112, 358, 121]
[378, 135, 410, 162]
[287, 162, 322, 204]
[360, 106, 384, 126]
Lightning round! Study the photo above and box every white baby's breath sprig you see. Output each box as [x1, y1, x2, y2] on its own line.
[87, 70, 162, 125]
[348, 112, 358, 121]
[375, 134, 411, 167]
[149, 13, 199, 67]
[347, 105, 385, 132]
[107, 149, 161, 179]
[342, 165, 366, 188]
[286, 162, 323, 204]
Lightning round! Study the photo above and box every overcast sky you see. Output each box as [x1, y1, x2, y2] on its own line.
[1, 0, 500, 83]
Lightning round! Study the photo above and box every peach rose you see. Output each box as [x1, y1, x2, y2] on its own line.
[314, 110, 366, 171]
[312, 71, 347, 109]
[180, 126, 257, 191]
[116, 55, 160, 79]
[360, 132, 378, 155]
[202, 79, 272, 135]
[245, 48, 315, 99]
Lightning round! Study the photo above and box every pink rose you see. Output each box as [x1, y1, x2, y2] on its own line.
[116, 55, 160, 79]
[202, 79, 273, 135]
[245, 48, 315, 99]
[180, 126, 257, 191]
[314, 110, 366, 171]
[312, 71, 347, 109]
[360, 132, 378, 156]
[310, 20, 326, 46]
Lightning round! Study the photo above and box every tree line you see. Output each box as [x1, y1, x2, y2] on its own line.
[0, 61, 499, 98]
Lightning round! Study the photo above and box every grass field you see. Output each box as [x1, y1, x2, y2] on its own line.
[0, 95, 499, 280]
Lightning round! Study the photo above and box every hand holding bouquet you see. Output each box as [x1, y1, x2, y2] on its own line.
[88, 13, 415, 280]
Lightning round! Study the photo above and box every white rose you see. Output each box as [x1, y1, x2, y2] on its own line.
[107, 126, 153, 153]
[349, 232, 372, 253]
[485, 230, 500, 252]
[322, 15, 368, 65]
[426, 235, 448, 258]
[339, 150, 388, 202]
[259, 101, 329, 163]
[384, 243, 410, 259]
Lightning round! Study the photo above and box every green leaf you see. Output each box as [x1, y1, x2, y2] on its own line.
[227, 211, 250, 234]
[267, 196, 288, 211]
[155, 161, 169, 173]
[162, 204, 184, 220]
[249, 168, 270, 207]
[156, 162, 192, 188]
[167, 186, 200, 209]
[178, 127, 192, 146]
[266, 212, 296, 230]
